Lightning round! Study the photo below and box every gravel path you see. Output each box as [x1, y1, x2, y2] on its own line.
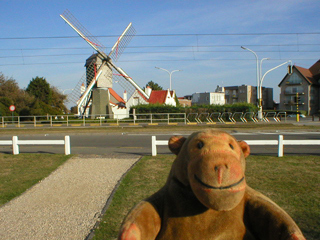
[0, 155, 140, 240]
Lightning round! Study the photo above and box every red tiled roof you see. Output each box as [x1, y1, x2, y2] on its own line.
[295, 66, 315, 84]
[136, 89, 149, 102]
[109, 88, 125, 103]
[148, 90, 169, 104]
[309, 60, 320, 76]
[278, 59, 320, 86]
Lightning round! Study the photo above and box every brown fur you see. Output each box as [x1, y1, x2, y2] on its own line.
[118, 129, 305, 240]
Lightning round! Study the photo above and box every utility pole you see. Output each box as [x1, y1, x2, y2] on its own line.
[296, 92, 300, 122]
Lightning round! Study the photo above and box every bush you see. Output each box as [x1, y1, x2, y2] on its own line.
[130, 103, 258, 115]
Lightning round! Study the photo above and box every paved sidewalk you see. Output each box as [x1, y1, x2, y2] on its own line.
[0, 155, 139, 240]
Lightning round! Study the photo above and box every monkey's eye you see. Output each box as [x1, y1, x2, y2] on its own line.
[229, 143, 234, 150]
[197, 141, 204, 149]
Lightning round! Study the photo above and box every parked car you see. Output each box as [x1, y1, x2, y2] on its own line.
[287, 114, 306, 118]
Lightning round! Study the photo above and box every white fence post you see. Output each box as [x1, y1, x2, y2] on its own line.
[65, 136, 71, 155]
[151, 136, 170, 156]
[12, 136, 19, 155]
[152, 136, 157, 156]
[278, 135, 284, 157]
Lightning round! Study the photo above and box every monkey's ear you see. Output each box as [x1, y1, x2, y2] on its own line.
[238, 141, 250, 158]
[169, 136, 186, 155]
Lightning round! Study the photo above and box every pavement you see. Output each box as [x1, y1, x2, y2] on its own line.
[0, 155, 140, 240]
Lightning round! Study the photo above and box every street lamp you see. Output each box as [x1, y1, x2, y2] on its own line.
[259, 60, 292, 114]
[155, 67, 182, 90]
[241, 46, 260, 117]
[258, 58, 270, 116]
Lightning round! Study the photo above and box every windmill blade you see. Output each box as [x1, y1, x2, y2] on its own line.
[108, 23, 136, 62]
[110, 62, 149, 100]
[60, 9, 107, 59]
[67, 60, 101, 115]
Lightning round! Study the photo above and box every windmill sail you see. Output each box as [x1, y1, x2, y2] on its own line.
[60, 9, 107, 59]
[109, 23, 136, 62]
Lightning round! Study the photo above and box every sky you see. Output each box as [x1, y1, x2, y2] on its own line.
[1, 0, 319, 107]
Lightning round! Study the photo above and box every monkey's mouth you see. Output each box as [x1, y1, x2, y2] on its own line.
[194, 175, 245, 190]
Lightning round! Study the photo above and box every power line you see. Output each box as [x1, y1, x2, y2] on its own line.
[0, 58, 318, 66]
[0, 43, 319, 53]
[0, 32, 319, 40]
[1, 49, 319, 59]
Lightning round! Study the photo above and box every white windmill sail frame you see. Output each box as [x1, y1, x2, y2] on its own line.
[111, 65, 149, 100]
[77, 70, 103, 115]
[109, 22, 132, 58]
[60, 10, 107, 59]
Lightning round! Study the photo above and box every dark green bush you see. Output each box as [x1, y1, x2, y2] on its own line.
[130, 103, 258, 115]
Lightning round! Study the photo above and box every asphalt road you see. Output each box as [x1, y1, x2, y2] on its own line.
[1, 129, 320, 156]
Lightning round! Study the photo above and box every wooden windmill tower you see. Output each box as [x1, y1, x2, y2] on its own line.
[60, 10, 149, 118]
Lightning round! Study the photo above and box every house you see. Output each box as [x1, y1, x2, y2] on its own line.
[278, 60, 320, 115]
[125, 89, 149, 110]
[148, 89, 176, 106]
[108, 88, 128, 119]
[192, 92, 225, 105]
[126, 87, 177, 109]
[224, 85, 273, 109]
[191, 85, 225, 106]
[177, 97, 192, 107]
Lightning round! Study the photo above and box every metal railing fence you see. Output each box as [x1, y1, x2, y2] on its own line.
[0, 111, 311, 128]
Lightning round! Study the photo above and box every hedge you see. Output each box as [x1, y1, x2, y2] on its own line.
[130, 103, 258, 115]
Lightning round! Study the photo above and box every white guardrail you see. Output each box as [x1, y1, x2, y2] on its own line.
[0, 136, 71, 155]
[151, 135, 320, 157]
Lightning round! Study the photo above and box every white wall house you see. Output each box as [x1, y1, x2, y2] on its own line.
[127, 87, 176, 109]
[192, 92, 225, 105]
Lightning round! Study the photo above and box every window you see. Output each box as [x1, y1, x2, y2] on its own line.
[285, 86, 303, 94]
[287, 73, 302, 84]
[133, 97, 139, 105]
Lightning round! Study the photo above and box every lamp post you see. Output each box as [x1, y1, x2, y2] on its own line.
[241, 46, 261, 118]
[258, 58, 270, 118]
[259, 60, 292, 115]
[155, 67, 182, 90]
[242, 46, 293, 120]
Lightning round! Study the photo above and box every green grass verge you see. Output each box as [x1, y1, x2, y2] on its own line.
[92, 155, 320, 240]
[0, 153, 72, 206]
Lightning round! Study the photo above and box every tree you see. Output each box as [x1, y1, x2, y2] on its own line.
[0, 97, 13, 116]
[26, 76, 52, 104]
[0, 73, 34, 115]
[144, 81, 163, 91]
[26, 77, 68, 115]
[51, 86, 67, 113]
[0, 73, 68, 116]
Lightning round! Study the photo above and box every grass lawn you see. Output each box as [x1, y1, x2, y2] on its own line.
[92, 154, 320, 240]
[0, 153, 71, 206]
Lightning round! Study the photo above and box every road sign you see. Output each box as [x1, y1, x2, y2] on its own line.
[9, 105, 15, 112]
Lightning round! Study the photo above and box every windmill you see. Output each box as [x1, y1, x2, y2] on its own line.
[60, 9, 149, 118]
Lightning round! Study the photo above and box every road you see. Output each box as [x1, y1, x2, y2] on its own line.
[0, 129, 320, 156]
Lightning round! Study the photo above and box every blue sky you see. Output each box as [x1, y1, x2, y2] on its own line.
[1, 0, 319, 106]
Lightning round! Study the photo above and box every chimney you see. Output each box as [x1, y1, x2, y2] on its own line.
[145, 86, 152, 97]
[123, 90, 127, 102]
